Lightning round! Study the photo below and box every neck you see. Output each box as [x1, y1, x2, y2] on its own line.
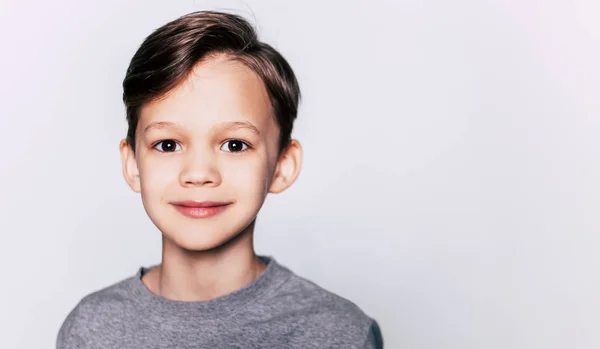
[145, 221, 267, 302]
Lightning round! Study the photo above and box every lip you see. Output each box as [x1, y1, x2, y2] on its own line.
[170, 201, 232, 219]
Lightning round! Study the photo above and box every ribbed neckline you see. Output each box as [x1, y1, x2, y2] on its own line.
[126, 256, 291, 320]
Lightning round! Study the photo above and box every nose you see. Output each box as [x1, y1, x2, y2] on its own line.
[179, 148, 222, 188]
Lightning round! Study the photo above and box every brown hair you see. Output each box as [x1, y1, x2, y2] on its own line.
[122, 11, 301, 154]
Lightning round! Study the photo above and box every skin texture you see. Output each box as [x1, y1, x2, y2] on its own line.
[119, 55, 302, 301]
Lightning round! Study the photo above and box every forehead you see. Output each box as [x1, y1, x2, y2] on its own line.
[138, 56, 277, 134]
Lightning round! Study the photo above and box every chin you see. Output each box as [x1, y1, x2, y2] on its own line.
[148, 206, 258, 253]
[164, 226, 249, 253]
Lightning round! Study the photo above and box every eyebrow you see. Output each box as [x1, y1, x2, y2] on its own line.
[216, 121, 261, 135]
[144, 120, 260, 135]
[144, 121, 179, 133]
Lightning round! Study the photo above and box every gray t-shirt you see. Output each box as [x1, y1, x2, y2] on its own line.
[57, 256, 383, 348]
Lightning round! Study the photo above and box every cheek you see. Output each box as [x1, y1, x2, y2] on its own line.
[224, 156, 271, 194]
[139, 157, 178, 195]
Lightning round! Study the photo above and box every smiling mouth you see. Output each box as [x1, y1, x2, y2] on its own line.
[170, 201, 232, 219]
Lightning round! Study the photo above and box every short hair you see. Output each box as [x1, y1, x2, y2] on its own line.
[122, 11, 301, 154]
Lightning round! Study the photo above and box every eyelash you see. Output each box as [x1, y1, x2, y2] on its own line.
[151, 139, 252, 153]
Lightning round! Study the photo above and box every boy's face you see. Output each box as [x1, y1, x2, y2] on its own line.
[120, 56, 301, 252]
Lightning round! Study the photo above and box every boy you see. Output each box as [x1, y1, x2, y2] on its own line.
[57, 11, 383, 349]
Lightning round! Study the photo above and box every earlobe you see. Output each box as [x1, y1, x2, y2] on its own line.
[269, 139, 303, 194]
[119, 139, 141, 193]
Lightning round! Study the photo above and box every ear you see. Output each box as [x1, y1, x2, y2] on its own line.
[120, 139, 141, 193]
[269, 139, 303, 194]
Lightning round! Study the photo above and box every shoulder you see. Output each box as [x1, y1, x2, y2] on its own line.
[56, 274, 138, 348]
[263, 262, 383, 348]
[273, 267, 369, 320]
[66, 273, 138, 317]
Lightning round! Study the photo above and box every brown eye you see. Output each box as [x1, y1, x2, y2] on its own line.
[153, 140, 181, 152]
[220, 140, 249, 153]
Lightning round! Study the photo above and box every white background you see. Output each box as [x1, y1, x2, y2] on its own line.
[1, 0, 599, 348]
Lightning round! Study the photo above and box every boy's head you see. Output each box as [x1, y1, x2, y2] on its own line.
[119, 11, 302, 252]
